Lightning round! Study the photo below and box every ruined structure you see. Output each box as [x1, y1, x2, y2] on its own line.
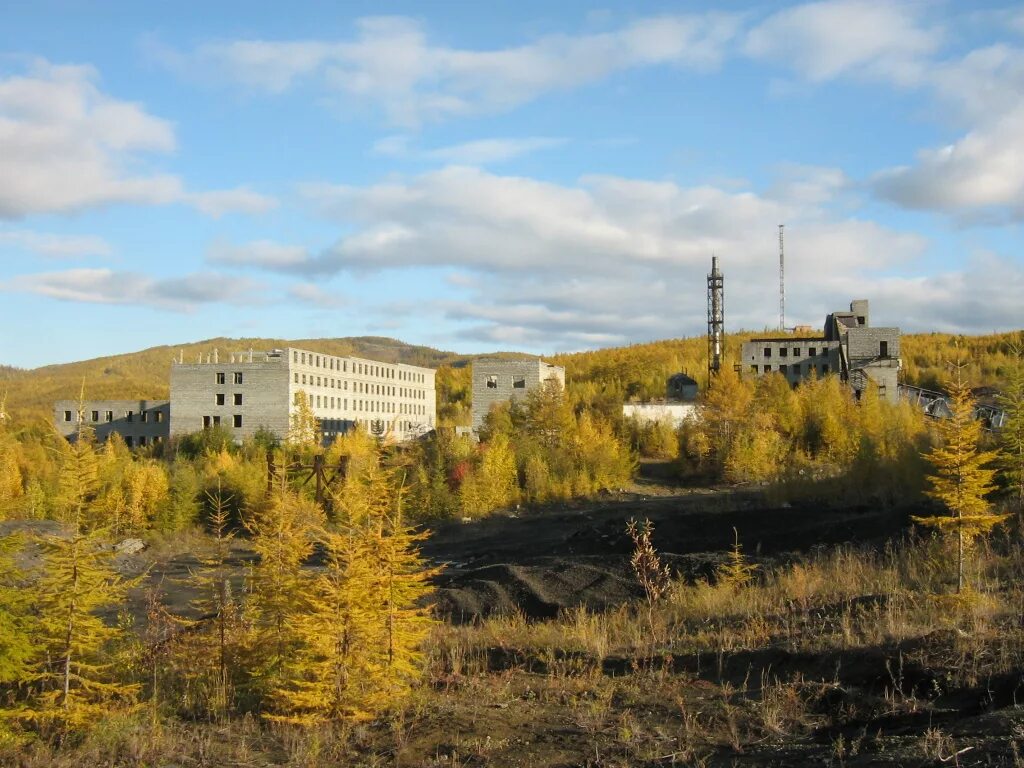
[55, 346, 436, 446]
[54, 400, 170, 448]
[740, 299, 901, 402]
[471, 358, 565, 432]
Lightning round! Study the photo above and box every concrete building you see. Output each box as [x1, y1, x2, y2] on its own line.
[54, 400, 170, 448]
[740, 299, 901, 402]
[471, 358, 566, 432]
[170, 347, 436, 443]
[622, 372, 699, 427]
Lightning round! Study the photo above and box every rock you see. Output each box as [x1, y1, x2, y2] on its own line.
[114, 538, 146, 555]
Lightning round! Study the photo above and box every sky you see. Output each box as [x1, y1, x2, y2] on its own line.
[1, 0, 1023, 369]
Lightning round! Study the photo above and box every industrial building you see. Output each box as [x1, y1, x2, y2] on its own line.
[54, 400, 170, 447]
[622, 372, 699, 427]
[471, 358, 566, 432]
[55, 346, 436, 446]
[740, 300, 901, 402]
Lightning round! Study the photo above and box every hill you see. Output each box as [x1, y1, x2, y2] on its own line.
[2, 329, 1021, 425]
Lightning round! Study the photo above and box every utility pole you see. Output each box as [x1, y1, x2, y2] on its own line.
[778, 224, 785, 332]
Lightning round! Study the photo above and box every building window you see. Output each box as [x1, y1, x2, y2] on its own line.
[779, 364, 788, 374]
[486, 375, 498, 388]
[763, 365, 771, 373]
[216, 372, 226, 385]
[763, 348, 772, 358]
[63, 410, 72, 422]
[293, 351, 298, 363]
[213, 416, 221, 426]
[155, 411, 163, 423]
[139, 436, 147, 447]
[792, 348, 801, 357]
[294, 373, 299, 383]
[317, 395, 321, 407]
[779, 347, 788, 358]
[880, 341, 889, 357]
[857, 316, 866, 325]
[233, 414, 242, 428]
[216, 393, 225, 405]
[203, 416, 211, 429]
[126, 411, 133, 422]
[140, 411, 148, 423]
[105, 410, 113, 422]
[301, 353, 306, 364]
[91, 410, 99, 422]
[125, 436, 133, 448]
[822, 364, 829, 374]
[234, 393, 242, 405]
[233, 372, 243, 384]
[809, 347, 817, 357]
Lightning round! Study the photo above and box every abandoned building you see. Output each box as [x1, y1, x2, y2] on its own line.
[55, 347, 437, 446]
[54, 400, 171, 448]
[622, 372, 699, 427]
[471, 358, 566, 432]
[740, 299, 901, 402]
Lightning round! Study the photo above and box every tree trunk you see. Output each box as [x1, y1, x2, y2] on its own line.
[957, 524, 964, 594]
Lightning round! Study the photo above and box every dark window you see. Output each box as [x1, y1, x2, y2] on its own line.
[809, 347, 817, 357]
[140, 411, 147, 423]
[216, 393, 225, 405]
[779, 347, 788, 358]
[763, 348, 772, 358]
[213, 416, 221, 426]
[125, 436, 133, 448]
[63, 410, 72, 422]
[513, 376, 526, 389]
[233, 414, 242, 428]
[857, 316, 866, 325]
[486, 375, 498, 388]
[216, 372, 225, 385]
[779, 364, 788, 374]
[763, 365, 771, 373]
[203, 416, 211, 429]
[822, 364, 830, 374]
[233, 372, 243, 384]
[139, 436, 147, 447]
[105, 410, 113, 422]
[792, 348, 800, 357]
[234, 393, 242, 405]
[880, 340, 889, 357]
[91, 410, 99, 422]
[126, 410, 133, 422]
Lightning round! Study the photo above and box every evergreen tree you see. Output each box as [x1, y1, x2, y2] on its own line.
[998, 342, 1024, 506]
[913, 364, 1005, 593]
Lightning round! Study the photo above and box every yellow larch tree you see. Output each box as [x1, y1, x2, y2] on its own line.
[913, 364, 1006, 593]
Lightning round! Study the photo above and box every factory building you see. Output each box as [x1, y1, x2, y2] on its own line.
[54, 400, 170, 448]
[170, 347, 436, 443]
[55, 346, 436, 447]
[471, 358, 566, 432]
[740, 299, 901, 402]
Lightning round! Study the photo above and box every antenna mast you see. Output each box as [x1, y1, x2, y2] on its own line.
[778, 224, 785, 332]
[707, 255, 724, 381]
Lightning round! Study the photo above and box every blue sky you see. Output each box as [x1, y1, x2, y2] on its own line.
[1, 0, 1023, 368]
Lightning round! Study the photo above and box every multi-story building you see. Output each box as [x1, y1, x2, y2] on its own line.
[170, 347, 436, 443]
[740, 299, 901, 402]
[53, 400, 170, 448]
[471, 358, 566, 432]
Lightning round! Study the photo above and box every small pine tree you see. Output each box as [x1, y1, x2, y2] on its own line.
[717, 527, 758, 589]
[913, 364, 1006, 593]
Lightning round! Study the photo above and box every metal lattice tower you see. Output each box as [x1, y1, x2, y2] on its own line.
[778, 224, 785, 332]
[707, 255, 724, 380]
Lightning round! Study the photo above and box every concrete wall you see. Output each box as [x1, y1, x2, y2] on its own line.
[54, 400, 170, 447]
[845, 327, 900, 361]
[471, 359, 565, 431]
[170, 352, 291, 440]
[740, 338, 840, 382]
[622, 403, 697, 428]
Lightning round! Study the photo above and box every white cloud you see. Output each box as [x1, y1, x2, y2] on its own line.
[0, 229, 112, 259]
[207, 239, 311, 269]
[744, 0, 941, 84]
[157, 13, 742, 126]
[0, 59, 277, 219]
[373, 135, 566, 164]
[288, 282, 346, 308]
[2, 267, 265, 311]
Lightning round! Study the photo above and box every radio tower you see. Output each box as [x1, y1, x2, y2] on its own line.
[778, 224, 785, 332]
[707, 255, 724, 381]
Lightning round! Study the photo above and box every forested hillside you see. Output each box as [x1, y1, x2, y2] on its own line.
[1, 330, 1021, 426]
